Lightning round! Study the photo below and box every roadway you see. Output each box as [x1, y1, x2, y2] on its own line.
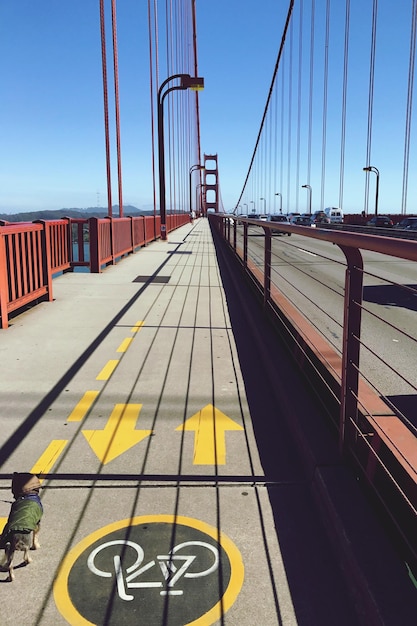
[0, 219, 415, 625]
[244, 226, 417, 404]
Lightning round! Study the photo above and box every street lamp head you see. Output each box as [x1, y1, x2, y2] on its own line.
[180, 75, 205, 90]
[190, 163, 205, 173]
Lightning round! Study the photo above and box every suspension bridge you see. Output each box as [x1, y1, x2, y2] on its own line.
[0, 2, 417, 624]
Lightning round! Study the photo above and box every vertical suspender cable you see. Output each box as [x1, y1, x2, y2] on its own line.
[165, 0, 173, 216]
[307, 0, 315, 186]
[295, 0, 303, 211]
[99, 0, 113, 217]
[191, 0, 202, 164]
[364, 0, 378, 216]
[402, 0, 417, 215]
[273, 76, 278, 212]
[172, 0, 179, 215]
[111, 0, 123, 217]
[147, 0, 158, 220]
[339, 0, 350, 210]
[280, 62, 285, 208]
[153, 0, 160, 222]
[286, 19, 293, 212]
[268, 89, 273, 209]
[235, 0, 294, 208]
[320, 0, 330, 211]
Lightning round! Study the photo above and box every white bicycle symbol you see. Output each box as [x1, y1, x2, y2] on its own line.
[87, 539, 219, 601]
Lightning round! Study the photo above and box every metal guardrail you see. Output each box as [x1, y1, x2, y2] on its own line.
[0, 223, 52, 328]
[0, 213, 191, 327]
[210, 213, 417, 573]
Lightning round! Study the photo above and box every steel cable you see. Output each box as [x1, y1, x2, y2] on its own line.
[235, 0, 295, 209]
[364, 0, 378, 216]
[401, 0, 417, 215]
[339, 0, 351, 210]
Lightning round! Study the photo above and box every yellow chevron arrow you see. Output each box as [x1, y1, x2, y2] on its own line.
[82, 404, 152, 464]
[176, 404, 243, 465]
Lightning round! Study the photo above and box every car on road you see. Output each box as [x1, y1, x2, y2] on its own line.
[293, 214, 312, 225]
[310, 211, 330, 225]
[288, 212, 301, 224]
[366, 215, 394, 228]
[268, 214, 291, 235]
[248, 213, 268, 222]
[394, 217, 417, 230]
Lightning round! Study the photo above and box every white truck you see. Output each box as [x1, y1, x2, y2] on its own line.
[324, 207, 343, 223]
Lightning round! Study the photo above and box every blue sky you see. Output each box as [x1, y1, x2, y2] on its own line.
[1, 1, 416, 215]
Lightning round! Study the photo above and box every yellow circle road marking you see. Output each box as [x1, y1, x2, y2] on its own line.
[54, 514, 244, 626]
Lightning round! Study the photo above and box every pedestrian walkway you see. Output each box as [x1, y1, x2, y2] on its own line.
[0, 218, 415, 625]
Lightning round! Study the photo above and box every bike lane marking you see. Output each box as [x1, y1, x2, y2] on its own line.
[67, 320, 145, 422]
[67, 391, 100, 423]
[1, 322, 146, 532]
[81, 403, 152, 464]
[117, 337, 133, 352]
[30, 440, 68, 480]
[96, 359, 119, 381]
[54, 514, 244, 626]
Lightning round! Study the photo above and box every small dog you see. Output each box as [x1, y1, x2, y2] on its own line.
[0, 472, 43, 582]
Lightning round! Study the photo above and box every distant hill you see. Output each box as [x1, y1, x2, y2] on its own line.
[0, 205, 155, 223]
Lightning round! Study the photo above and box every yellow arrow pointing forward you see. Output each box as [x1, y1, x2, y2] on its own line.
[176, 404, 244, 465]
[82, 404, 152, 465]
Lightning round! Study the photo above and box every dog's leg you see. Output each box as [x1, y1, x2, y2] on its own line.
[5, 544, 14, 582]
[23, 546, 32, 565]
[31, 526, 40, 550]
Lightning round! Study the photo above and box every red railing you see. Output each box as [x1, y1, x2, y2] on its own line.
[38, 219, 72, 274]
[210, 213, 417, 572]
[0, 213, 190, 327]
[0, 222, 52, 329]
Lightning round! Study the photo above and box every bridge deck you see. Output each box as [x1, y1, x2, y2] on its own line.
[0, 219, 414, 625]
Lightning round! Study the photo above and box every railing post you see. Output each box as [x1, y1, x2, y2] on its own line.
[263, 228, 272, 306]
[243, 223, 248, 268]
[142, 216, 147, 245]
[37, 220, 53, 301]
[129, 216, 135, 252]
[339, 245, 364, 456]
[64, 217, 74, 272]
[89, 217, 100, 273]
[0, 227, 9, 328]
[105, 216, 116, 265]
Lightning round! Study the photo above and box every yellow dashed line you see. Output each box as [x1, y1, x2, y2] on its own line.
[117, 337, 133, 352]
[30, 440, 68, 482]
[0, 323, 148, 529]
[67, 390, 100, 422]
[96, 359, 119, 381]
